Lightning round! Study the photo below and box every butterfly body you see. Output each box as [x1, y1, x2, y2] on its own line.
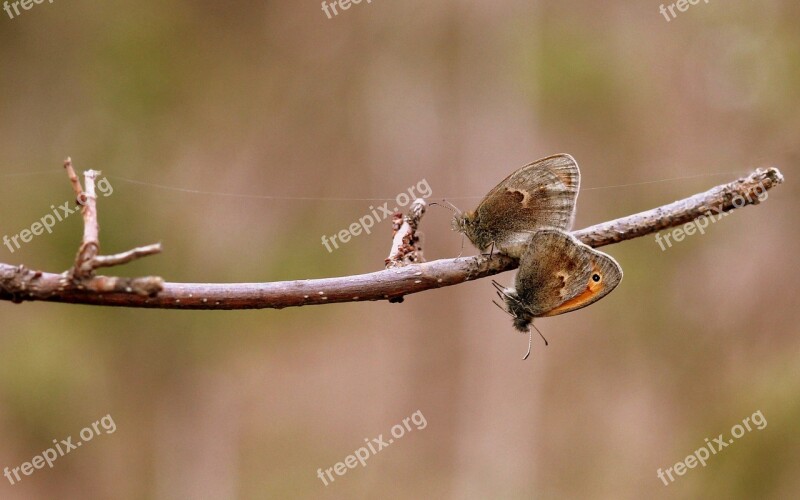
[454, 154, 580, 258]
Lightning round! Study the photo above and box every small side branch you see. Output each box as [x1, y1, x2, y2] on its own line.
[0, 166, 785, 309]
[92, 244, 163, 270]
[63, 159, 164, 295]
[63, 157, 87, 205]
[70, 166, 100, 280]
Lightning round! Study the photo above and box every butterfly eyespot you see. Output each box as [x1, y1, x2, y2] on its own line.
[592, 273, 601, 282]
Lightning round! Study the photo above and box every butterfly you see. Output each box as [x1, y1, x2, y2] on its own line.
[452, 153, 580, 258]
[493, 228, 623, 359]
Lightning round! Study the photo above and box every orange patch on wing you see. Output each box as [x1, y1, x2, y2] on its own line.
[543, 285, 604, 317]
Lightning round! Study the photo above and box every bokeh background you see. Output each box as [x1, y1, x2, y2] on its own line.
[1, 1, 798, 498]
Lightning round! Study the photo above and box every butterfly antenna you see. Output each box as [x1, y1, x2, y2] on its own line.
[523, 329, 532, 360]
[532, 323, 548, 346]
[443, 199, 461, 214]
[429, 199, 458, 215]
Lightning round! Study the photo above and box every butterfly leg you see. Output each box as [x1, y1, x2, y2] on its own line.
[480, 241, 496, 258]
[491, 280, 522, 306]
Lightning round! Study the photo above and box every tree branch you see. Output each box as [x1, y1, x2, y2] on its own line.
[0, 165, 784, 309]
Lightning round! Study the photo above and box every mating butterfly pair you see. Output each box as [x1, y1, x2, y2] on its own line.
[452, 154, 623, 359]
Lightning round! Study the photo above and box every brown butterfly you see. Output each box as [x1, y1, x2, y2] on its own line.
[453, 154, 580, 258]
[493, 228, 623, 359]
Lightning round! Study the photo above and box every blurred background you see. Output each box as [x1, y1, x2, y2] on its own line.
[1, 0, 798, 498]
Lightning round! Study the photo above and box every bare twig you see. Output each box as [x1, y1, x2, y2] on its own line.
[63, 157, 86, 205]
[62, 160, 164, 295]
[0, 166, 785, 309]
[92, 244, 163, 269]
[71, 169, 100, 280]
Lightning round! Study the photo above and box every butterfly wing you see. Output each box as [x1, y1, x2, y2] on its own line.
[472, 154, 580, 254]
[514, 229, 622, 317]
